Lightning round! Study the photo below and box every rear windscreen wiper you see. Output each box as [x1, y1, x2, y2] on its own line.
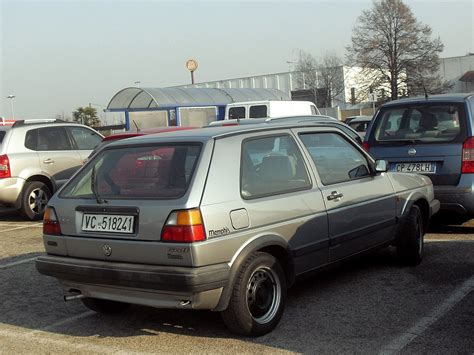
[91, 165, 106, 204]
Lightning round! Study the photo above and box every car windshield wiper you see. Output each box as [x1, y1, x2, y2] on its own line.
[91, 165, 106, 204]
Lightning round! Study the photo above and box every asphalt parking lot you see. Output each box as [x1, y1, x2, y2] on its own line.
[0, 209, 473, 354]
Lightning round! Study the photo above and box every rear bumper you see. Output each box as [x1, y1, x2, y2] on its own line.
[430, 199, 440, 217]
[434, 185, 474, 215]
[36, 255, 230, 293]
[0, 177, 24, 207]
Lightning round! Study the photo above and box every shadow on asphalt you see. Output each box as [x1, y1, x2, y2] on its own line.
[0, 208, 24, 222]
[428, 223, 474, 235]
[3, 240, 472, 354]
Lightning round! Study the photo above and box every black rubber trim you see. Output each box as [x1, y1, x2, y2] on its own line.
[292, 239, 329, 257]
[329, 217, 397, 246]
[36, 256, 229, 293]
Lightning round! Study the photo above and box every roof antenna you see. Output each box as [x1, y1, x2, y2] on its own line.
[133, 119, 140, 132]
[420, 72, 428, 99]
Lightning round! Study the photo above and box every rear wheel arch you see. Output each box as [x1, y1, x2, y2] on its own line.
[26, 174, 55, 194]
[213, 235, 294, 312]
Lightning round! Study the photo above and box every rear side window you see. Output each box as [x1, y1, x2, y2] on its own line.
[60, 144, 201, 200]
[229, 107, 246, 119]
[25, 127, 73, 151]
[69, 126, 102, 150]
[349, 121, 369, 133]
[249, 105, 267, 118]
[373, 104, 465, 143]
[241, 135, 311, 199]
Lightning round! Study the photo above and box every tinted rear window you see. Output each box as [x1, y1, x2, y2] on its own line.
[372, 103, 466, 143]
[60, 144, 201, 200]
[0, 131, 6, 144]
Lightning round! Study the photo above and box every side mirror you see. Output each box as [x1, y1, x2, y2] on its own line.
[375, 159, 388, 173]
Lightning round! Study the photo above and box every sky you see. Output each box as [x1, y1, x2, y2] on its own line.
[1, 0, 473, 120]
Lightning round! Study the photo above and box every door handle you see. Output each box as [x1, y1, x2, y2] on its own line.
[43, 158, 55, 164]
[327, 191, 343, 201]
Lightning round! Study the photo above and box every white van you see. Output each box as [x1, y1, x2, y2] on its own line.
[225, 100, 320, 120]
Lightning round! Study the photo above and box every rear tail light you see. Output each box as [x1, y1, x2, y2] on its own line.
[362, 142, 370, 152]
[161, 209, 206, 243]
[0, 154, 11, 178]
[462, 137, 474, 173]
[43, 207, 62, 235]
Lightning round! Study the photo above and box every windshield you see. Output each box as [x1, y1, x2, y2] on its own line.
[61, 143, 202, 200]
[373, 103, 465, 143]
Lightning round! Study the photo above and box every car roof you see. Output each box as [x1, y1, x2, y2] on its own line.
[103, 126, 197, 142]
[106, 115, 353, 147]
[347, 116, 372, 123]
[382, 93, 474, 107]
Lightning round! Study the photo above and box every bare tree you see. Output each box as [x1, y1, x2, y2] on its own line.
[294, 50, 345, 107]
[347, 0, 445, 100]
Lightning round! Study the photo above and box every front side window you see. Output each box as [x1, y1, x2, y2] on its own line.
[373, 104, 465, 143]
[300, 132, 370, 185]
[249, 105, 268, 118]
[60, 144, 201, 200]
[69, 126, 102, 150]
[241, 135, 311, 199]
[229, 107, 246, 119]
[26, 127, 73, 151]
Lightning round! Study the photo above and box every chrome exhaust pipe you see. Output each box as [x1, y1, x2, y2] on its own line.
[64, 291, 84, 302]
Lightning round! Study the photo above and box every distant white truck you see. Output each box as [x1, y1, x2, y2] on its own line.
[225, 100, 320, 120]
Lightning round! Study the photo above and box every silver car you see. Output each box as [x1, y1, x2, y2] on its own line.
[36, 119, 439, 336]
[0, 119, 103, 220]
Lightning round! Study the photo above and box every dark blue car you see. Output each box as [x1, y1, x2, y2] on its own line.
[364, 93, 474, 223]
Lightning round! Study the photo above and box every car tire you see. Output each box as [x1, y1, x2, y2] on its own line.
[397, 205, 424, 266]
[221, 252, 286, 336]
[20, 181, 51, 221]
[81, 297, 130, 314]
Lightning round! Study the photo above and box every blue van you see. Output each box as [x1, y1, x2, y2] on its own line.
[364, 93, 474, 223]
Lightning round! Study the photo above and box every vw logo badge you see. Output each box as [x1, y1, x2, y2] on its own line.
[103, 244, 112, 257]
[408, 148, 417, 156]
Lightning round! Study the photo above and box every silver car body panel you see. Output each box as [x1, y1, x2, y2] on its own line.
[38, 121, 438, 311]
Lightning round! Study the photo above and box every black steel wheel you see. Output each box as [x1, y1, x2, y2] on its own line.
[221, 252, 286, 336]
[397, 205, 424, 266]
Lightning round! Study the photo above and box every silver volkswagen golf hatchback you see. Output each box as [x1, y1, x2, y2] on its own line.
[37, 119, 439, 336]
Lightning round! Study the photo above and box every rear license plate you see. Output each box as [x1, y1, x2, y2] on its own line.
[393, 162, 436, 174]
[82, 214, 134, 234]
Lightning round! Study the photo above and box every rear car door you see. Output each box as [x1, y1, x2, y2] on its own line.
[367, 102, 468, 186]
[296, 128, 397, 261]
[27, 127, 82, 187]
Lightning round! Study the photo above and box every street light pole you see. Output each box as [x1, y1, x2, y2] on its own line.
[6, 95, 15, 120]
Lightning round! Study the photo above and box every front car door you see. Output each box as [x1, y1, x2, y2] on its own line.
[295, 128, 397, 261]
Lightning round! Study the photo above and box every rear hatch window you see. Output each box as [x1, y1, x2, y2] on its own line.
[60, 143, 202, 200]
[0, 130, 6, 145]
[372, 103, 466, 144]
[368, 103, 468, 185]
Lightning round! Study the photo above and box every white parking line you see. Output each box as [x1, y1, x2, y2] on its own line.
[0, 257, 38, 269]
[0, 224, 42, 233]
[379, 275, 474, 354]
